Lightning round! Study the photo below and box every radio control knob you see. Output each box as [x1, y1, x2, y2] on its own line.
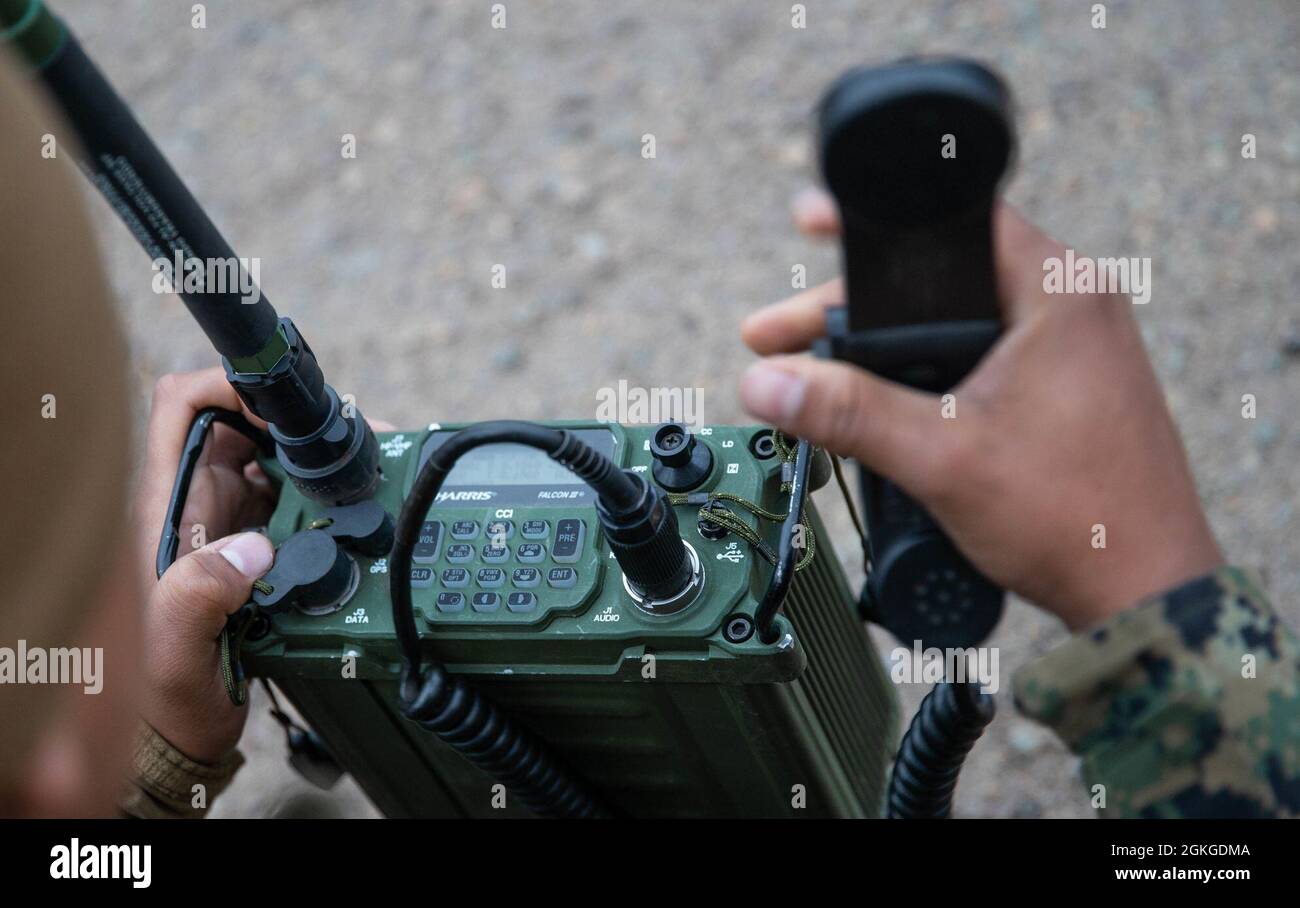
[650, 422, 712, 491]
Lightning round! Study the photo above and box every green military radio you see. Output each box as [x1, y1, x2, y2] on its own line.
[6, 0, 1016, 818]
[239, 420, 898, 817]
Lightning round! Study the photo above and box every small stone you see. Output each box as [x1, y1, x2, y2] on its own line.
[1025, 106, 1052, 137]
[449, 176, 490, 215]
[1250, 205, 1279, 235]
[1272, 502, 1294, 530]
[547, 175, 592, 209]
[373, 115, 402, 146]
[1162, 344, 1188, 378]
[486, 213, 514, 241]
[777, 138, 809, 169]
[1008, 721, 1046, 754]
[576, 232, 609, 261]
[1252, 421, 1280, 451]
[1010, 798, 1044, 819]
[492, 343, 523, 374]
[538, 289, 583, 312]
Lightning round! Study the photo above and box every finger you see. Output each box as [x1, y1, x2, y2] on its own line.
[235, 462, 278, 527]
[736, 188, 843, 356]
[151, 532, 275, 642]
[791, 188, 841, 237]
[136, 369, 261, 542]
[784, 193, 1064, 322]
[367, 418, 397, 432]
[142, 369, 245, 488]
[741, 204, 1065, 360]
[740, 356, 958, 495]
[242, 459, 274, 494]
[991, 202, 1067, 322]
[740, 278, 845, 355]
[195, 422, 259, 478]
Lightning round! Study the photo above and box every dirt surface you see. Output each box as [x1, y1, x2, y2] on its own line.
[58, 0, 1298, 818]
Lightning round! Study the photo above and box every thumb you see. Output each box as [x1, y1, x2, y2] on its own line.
[152, 532, 275, 640]
[739, 356, 957, 495]
[790, 187, 841, 237]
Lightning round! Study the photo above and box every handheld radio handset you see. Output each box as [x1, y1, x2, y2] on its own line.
[814, 59, 1015, 648]
[2, 0, 379, 505]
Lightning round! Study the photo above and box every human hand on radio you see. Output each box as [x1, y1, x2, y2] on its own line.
[739, 191, 1222, 631]
[133, 367, 388, 762]
[132, 367, 277, 762]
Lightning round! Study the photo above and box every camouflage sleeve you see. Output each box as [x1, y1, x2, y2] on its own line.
[1012, 566, 1300, 818]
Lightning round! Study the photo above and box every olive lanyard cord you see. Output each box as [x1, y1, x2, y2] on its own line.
[831, 451, 868, 547]
[219, 615, 254, 706]
[665, 431, 867, 572]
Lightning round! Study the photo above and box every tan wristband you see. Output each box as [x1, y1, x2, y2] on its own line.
[119, 723, 244, 819]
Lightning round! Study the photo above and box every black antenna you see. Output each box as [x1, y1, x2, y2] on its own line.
[2, 0, 379, 505]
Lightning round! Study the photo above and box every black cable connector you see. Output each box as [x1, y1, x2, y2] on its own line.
[598, 472, 694, 602]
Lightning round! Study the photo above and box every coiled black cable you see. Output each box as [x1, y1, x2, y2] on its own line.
[400, 662, 605, 818]
[887, 680, 995, 818]
[390, 420, 634, 819]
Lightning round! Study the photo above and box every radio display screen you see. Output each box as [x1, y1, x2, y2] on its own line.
[417, 428, 617, 507]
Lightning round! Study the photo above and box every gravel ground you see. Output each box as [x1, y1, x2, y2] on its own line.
[56, 0, 1298, 818]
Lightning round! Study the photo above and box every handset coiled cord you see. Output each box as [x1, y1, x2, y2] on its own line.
[886, 680, 995, 818]
[390, 421, 637, 818]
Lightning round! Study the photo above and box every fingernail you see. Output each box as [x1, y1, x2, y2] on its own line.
[741, 363, 806, 423]
[219, 532, 275, 578]
[791, 188, 834, 224]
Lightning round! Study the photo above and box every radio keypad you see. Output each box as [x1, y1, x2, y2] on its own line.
[547, 567, 577, 589]
[450, 520, 480, 540]
[435, 592, 465, 613]
[507, 592, 537, 613]
[471, 592, 500, 613]
[413, 521, 443, 563]
[440, 568, 469, 588]
[422, 511, 590, 621]
[521, 520, 548, 539]
[552, 519, 584, 563]
[476, 567, 505, 588]
[484, 519, 513, 543]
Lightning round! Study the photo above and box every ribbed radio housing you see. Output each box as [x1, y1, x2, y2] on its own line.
[248, 423, 900, 817]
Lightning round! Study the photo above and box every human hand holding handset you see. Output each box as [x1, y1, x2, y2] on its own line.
[741, 60, 1222, 635]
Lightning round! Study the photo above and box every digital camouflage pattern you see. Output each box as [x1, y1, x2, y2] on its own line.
[1014, 566, 1300, 818]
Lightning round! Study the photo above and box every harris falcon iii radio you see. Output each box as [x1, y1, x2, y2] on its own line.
[5, 0, 1014, 818]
